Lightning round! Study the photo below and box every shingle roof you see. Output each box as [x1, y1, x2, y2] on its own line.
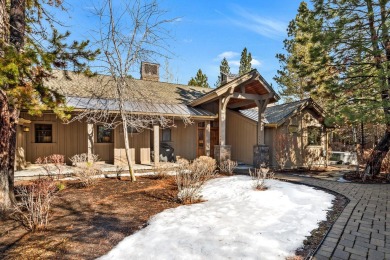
[47, 71, 212, 105]
[239, 99, 311, 124]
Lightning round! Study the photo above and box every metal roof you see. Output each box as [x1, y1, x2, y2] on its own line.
[67, 96, 216, 118]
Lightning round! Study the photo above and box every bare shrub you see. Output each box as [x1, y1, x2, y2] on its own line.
[249, 165, 272, 191]
[153, 164, 170, 179]
[219, 159, 238, 175]
[69, 153, 101, 187]
[12, 178, 58, 231]
[175, 156, 217, 204]
[35, 154, 65, 179]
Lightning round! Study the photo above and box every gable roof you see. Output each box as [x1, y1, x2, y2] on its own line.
[46, 70, 212, 105]
[45, 70, 216, 118]
[239, 98, 324, 125]
[189, 69, 279, 107]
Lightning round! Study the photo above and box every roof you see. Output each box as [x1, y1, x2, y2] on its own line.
[47, 70, 212, 105]
[239, 98, 323, 125]
[44, 70, 216, 118]
[67, 96, 216, 118]
[189, 69, 280, 107]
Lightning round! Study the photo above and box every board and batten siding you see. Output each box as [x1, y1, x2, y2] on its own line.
[226, 110, 257, 165]
[19, 113, 88, 164]
[170, 120, 197, 160]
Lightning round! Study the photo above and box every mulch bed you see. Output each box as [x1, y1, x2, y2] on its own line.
[0, 176, 180, 259]
[343, 171, 390, 183]
[0, 175, 348, 259]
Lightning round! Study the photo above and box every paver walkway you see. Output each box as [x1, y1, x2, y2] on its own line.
[276, 173, 390, 260]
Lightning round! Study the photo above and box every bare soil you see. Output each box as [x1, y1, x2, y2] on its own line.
[0, 176, 180, 259]
[343, 171, 390, 183]
[0, 175, 345, 259]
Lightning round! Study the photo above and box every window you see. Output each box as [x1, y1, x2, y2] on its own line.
[97, 125, 113, 143]
[35, 124, 52, 143]
[162, 128, 171, 142]
[307, 127, 321, 146]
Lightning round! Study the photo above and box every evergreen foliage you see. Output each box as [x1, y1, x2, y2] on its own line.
[239, 47, 252, 75]
[188, 69, 210, 88]
[215, 57, 231, 87]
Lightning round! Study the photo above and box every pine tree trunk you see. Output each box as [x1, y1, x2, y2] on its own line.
[0, 0, 25, 209]
[0, 90, 15, 208]
[363, 0, 390, 177]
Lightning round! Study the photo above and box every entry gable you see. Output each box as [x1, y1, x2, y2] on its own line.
[189, 69, 279, 109]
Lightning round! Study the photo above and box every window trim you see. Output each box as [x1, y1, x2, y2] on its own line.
[307, 126, 322, 146]
[162, 128, 172, 142]
[97, 125, 114, 143]
[35, 123, 53, 143]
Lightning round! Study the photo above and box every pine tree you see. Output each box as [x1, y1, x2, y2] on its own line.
[0, 0, 98, 208]
[215, 57, 231, 87]
[188, 69, 210, 88]
[239, 47, 253, 75]
[297, 0, 390, 176]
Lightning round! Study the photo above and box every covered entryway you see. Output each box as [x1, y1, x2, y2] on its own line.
[189, 70, 280, 167]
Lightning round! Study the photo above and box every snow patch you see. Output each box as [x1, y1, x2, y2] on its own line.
[99, 176, 334, 260]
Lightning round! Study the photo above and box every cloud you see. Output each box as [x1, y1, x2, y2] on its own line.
[228, 6, 286, 39]
[183, 39, 193, 43]
[229, 60, 240, 67]
[251, 58, 261, 66]
[216, 51, 239, 60]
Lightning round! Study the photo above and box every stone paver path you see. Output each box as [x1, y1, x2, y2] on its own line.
[276, 173, 390, 260]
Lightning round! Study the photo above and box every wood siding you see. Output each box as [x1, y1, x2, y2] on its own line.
[19, 113, 88, 164]
[226, 110, 257, 165]
[170, 120, 197, 160]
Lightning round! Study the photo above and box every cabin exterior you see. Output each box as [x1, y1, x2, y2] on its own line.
[15, 63, 328, 170]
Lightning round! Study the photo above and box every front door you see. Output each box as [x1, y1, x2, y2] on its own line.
[197, 122, 205, 157]
[197, 121, 219, 158]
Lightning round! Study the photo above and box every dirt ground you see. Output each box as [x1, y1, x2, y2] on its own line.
[0, 175, 345, 259]
[0, 176, 180, 259]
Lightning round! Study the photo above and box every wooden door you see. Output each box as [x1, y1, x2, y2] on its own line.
[197, 123, 205, 157]
[210, 127, 219, 157]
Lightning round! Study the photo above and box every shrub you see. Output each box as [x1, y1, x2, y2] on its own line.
[69, 153, 101, 187]
[175, 156, 217, 204]
[249, 165, 272, 191]
[153, 164, 170, 179]
[35, 154, 65, 179]
[219, 159, 238, 175]
[12, 178, 58, 231]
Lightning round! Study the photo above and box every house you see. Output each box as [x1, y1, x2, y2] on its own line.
[237, 98, 329, 168]
[15, 62, 327, 170]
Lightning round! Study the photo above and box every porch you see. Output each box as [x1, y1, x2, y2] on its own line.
[14, 162, 179, 181]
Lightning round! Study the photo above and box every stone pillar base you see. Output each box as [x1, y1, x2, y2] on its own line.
[214, 145, 231, 163]
[253, 145, 269, 168]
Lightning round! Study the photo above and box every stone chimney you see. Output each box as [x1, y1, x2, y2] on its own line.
[221, 72, 238, 85]
[140, 62, 159, 81]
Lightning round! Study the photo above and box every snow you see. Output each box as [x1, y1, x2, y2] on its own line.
[99, 176, 335, 260]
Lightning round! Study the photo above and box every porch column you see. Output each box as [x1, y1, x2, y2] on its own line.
[87, 123, 94, 162]
[153, 124, 159, 165]
[205, 120, 210, 156]
[253, 100, 269, 168]
[219, 97, 227, 146]
[215, 96, 231, 163]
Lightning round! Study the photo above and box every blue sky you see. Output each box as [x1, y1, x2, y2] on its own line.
[55, 0, 303, 92]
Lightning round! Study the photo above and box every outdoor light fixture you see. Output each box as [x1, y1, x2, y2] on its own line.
[23, 126, 30, 132]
